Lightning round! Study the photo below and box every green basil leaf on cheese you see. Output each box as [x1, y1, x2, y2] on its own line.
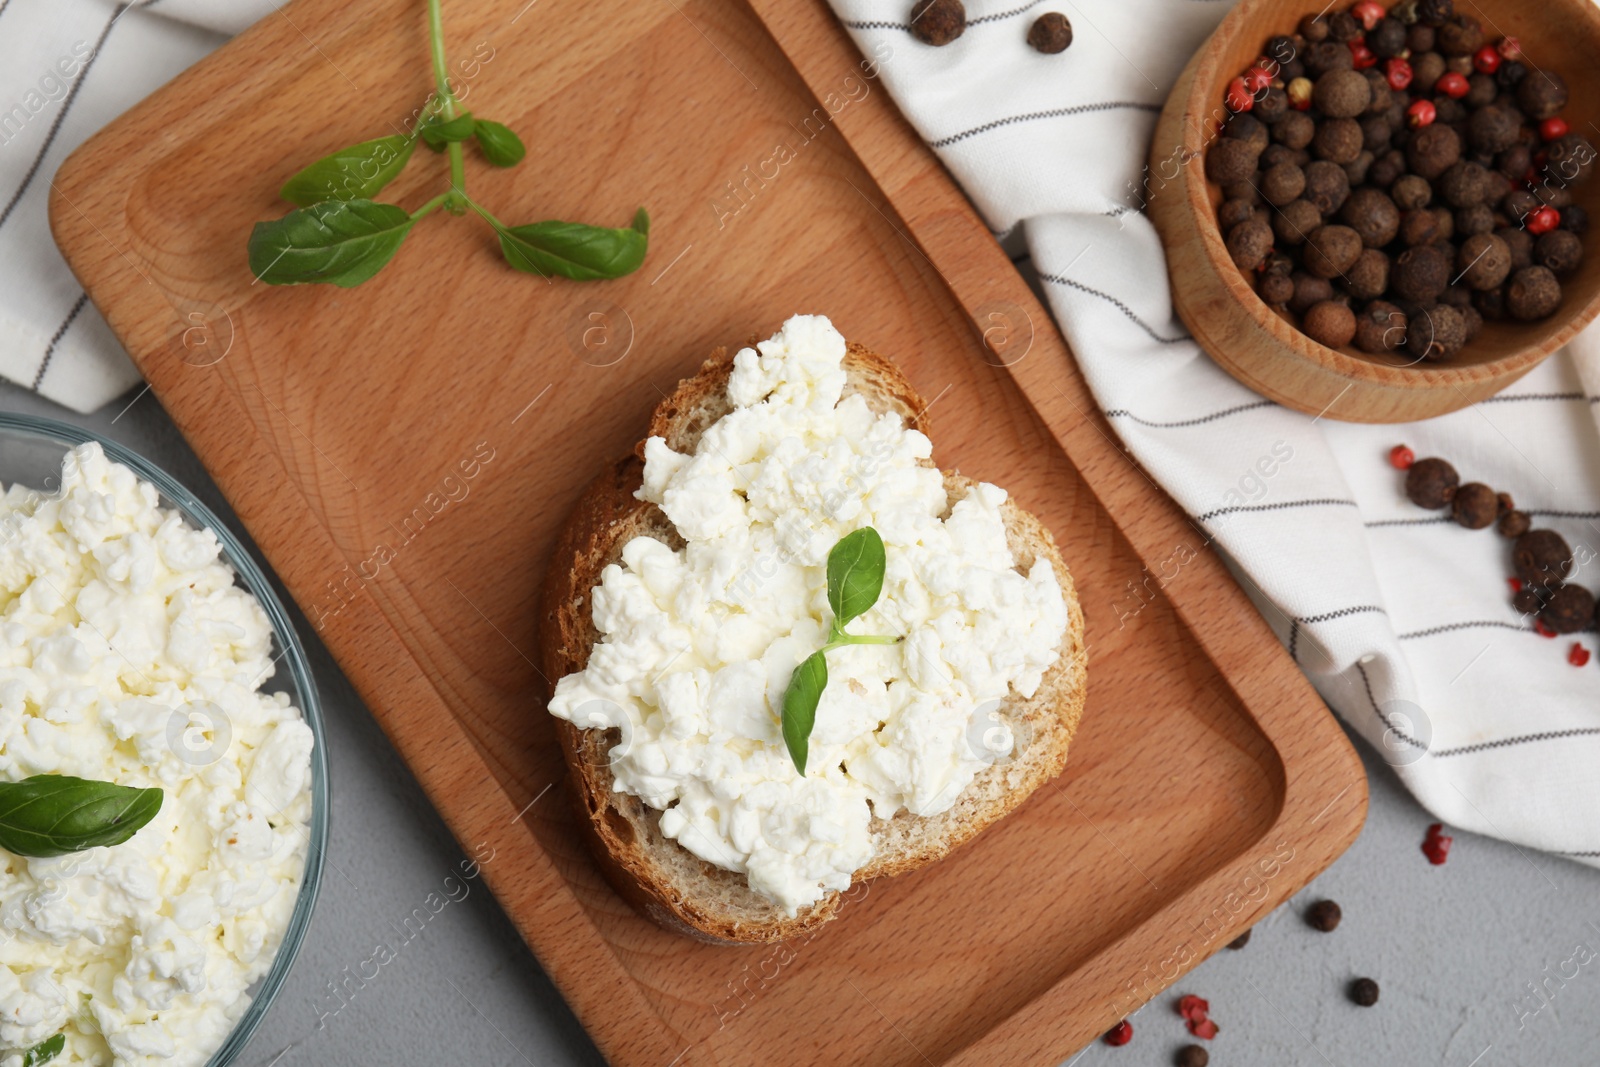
[23, 1032, 65, 1067]
[827, 526, 886, 631]
[0, 776, 163, 858]
[278, 134, 416, 207]
[781, 651, 828, 776]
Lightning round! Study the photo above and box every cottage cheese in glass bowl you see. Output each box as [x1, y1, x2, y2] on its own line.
[0, 414, 327, 1067]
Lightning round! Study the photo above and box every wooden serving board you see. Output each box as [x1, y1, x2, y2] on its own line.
[49, 1, 1366, 1063]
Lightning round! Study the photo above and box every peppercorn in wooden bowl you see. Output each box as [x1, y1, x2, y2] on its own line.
[1148, 0, 1600, 423]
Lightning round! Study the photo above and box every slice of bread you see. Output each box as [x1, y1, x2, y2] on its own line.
[539, 340, 1087, 943]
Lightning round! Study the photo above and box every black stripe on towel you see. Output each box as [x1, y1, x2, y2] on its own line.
[1196, 498, 1357, 523]
[1355, 660, 1428, 751]
[1106, 399, 1276, 428]
[1434, 727, 1600, 759]
[931, 101, 1163, 148]
[1038, 273, 1191, 344]
[32, 292, 89, 390]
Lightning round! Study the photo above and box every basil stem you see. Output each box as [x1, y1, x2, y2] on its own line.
[0, 776, 163, 858]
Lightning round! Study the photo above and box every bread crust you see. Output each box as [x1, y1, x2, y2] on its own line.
[539, 341, 1086, 943]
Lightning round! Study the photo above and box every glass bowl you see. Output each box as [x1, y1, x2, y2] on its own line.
[0, 411, 328, 1066]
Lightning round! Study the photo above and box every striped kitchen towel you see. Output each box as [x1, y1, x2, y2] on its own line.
[0, 0, 276, 413]
[828, 0, 1600, 865]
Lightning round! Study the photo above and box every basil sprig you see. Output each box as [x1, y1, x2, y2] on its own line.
[780, 528, 901, 775]
[23, 1033, 65, 1067]
[246, 0, 645, 286]
[0, 775, 163, 858]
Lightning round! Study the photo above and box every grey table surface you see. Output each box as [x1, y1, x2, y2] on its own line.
[5, 377, 1600, 1067]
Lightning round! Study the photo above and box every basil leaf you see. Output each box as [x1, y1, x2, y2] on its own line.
[0, 776, 163, 858]
[278, 135, 416, 207]
[420, 111, 476, 149]
[496, 209, 650, 280]
[827, 526, 886, 630]
[23, 1033, 64, 1067]
[781, 651, 828, 776]
[473, 120, 525, 167]
[248, 200, 414, 287]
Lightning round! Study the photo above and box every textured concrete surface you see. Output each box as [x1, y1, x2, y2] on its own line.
[6, 379, 1600, 1067]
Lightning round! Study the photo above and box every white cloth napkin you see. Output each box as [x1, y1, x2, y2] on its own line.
[0, 0, 276, 413]
[829, 0, 1600, 866]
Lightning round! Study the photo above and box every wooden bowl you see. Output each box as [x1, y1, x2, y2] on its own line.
[1148, 0, 1600, 423]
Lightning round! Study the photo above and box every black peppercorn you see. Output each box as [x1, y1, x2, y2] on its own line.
[1350, 977, 1381, 1007]
[1496, 59, 1527, 91]
[1536, 230, 1583, 274]
[1561, 205, 1589, 237]
[1542, 584, 1596, 635]
[909, 0, 965, 45]
[1499, 510, 1531, 539]
[1228, 929, 1251, 950]
[1307, 899, 1342, 932]
[1306, 40, 1355, 78]
[1393, 245, 1451, 303]
[1506, 265, 1562, 320]
[1437, 16, 1483, 56]
[1027, 11, 1072, 53]
[1452, 482, 1498, 528]
[1273, 199, 1323, 246]
[1406, 457, 1460, 508]
[1176, 1045, 1210, 1067]
[1418, 0, 1454, 26]
[1226, 217, 1274, 270]
[1369, 17, 1407, 57]
[1513, 529, 1573, 587]
[1326, 10, 1361, 42]
[1517, 71, 1569, 121]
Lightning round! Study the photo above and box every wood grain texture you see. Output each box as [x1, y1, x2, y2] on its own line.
[1149, 0, 1600, 423]
[49, 0, 1366, 1063]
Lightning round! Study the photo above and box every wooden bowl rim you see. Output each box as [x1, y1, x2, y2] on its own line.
[1181, 0, 1600, 389]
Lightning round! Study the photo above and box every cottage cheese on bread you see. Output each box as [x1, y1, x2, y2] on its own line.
[0, 444, 314, 1065]
[548, 315, 1067, 914]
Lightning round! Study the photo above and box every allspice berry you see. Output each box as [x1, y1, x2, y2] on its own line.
[1542, 584, 1596, 635]
[1304, 224, 1363, 278]
[1274, 111, 1316, 151]
[1355, 300, 1407, 353]
[1517, 70, 1569, 120]
[1304, 160, 1352, 215]
[1218, 198, 1256, 231]
[1391, 175, 1433, 211]
[1346, 248, 1391, 300]
[1350, 978, 1381, 1008]
[1290, 272, 1335, 313]
[1305, 300, 1357, 347]
[1420, 304, 1468, 360]
[1314, 118, 1365, 164]
[1536, 230, 1583, 275]
[1176, 1046, 1210, 1067]
[1457, 233, 1511, 291]
[1468, 104, 1520, 154]
[1506, 266, 1562, 320]
[1340, 188, 1401, 247]
[1407, 123, 1462, 180]
[1262, 162, 1307, 206]
[1498, 509, 1531, 538]
[1439, 161, 1489, 208]
[1393, 245, 1450, 303]
[1259, 270, 1295, 305]
[1452, 482, 1498, 528]
[1406, 457, 1460, 509]
[1227, 217, 1275, 271]
[1274, 199, 1323, 245]
[1306, 899, 1342, 932]
[1498, 227, 1534, 271]
[1513, 528, 1573, 587]
[909, 0, 966, 45]
[1207, 138, 1262, 184]
[1026, 11, 1072, 53]
[1314, 69, 1373, 118]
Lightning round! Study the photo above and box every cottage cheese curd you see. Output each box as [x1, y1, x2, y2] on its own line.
[0, 443, 315, 1066]
[548, 315, 1068, 915]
